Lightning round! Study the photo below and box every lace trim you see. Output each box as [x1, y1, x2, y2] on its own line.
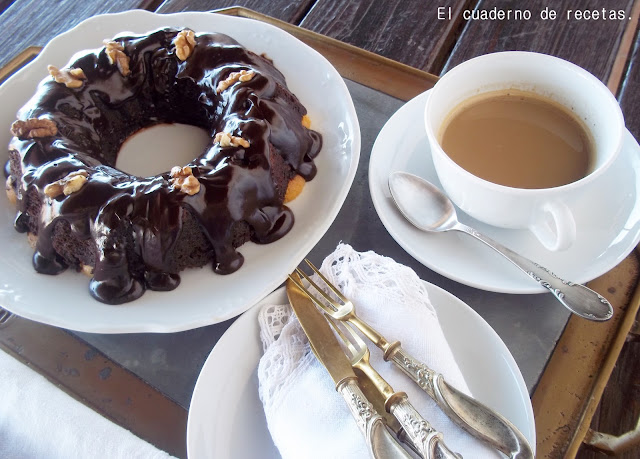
[258, 304, 310, 406]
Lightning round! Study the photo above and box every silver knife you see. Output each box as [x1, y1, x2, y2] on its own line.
[286, 275, 412, 459]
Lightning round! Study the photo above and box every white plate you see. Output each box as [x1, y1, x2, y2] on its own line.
[186, 283, 536, 458]
[369, 90, 640, 293]
[0, 11, 360, 332]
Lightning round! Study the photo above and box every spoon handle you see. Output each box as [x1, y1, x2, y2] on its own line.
[454, 223, 613, 321]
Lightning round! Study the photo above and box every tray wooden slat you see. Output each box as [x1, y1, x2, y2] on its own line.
[156, 0, 315, 23]
[443, 0, 635, 84]
[619, 21, 640, 140]
[0, 0, 153, 71]
[298, 0, 472, 74]
[213, 6, 439, 100]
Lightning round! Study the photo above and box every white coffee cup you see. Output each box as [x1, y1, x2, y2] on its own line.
[425, 51, 624, 251]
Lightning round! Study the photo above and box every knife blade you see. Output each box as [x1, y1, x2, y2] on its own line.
[286, 274, 411, 459]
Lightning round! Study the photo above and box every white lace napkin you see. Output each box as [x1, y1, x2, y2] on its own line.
[0, 347, 174, 459]
[257, 244, 500, 458]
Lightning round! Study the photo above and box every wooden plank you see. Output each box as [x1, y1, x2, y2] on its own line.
[0, 316, 188, 458]
[156, 0, 316, 23]
[579, 334, 640, 458]
[532, 250, 640, 458]
[618, 17, 640, 140]
[443, 0, 635, 82]
[299, 0, 472, 73]
[0, 46, 40, 85]
[606, 0, 640, 94]
[214, 7, 438, 100]
[0, 0, 151, 70]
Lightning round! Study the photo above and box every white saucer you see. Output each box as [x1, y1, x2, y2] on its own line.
[369, 90, 640, 293]
[186, 283, 535, 458]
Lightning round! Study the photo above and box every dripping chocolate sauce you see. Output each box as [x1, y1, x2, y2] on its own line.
[6, 28, 322, 304]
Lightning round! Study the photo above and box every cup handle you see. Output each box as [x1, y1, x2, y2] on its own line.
[529, 201, 576, 251]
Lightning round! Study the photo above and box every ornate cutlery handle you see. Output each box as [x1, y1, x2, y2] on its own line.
[337, 378, 412, 459]
[390, 395, 462, 459]
[389, 346, 534, 459]
[455, 222, 612, 321]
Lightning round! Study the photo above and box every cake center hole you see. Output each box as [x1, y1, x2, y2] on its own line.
[116, 123, 211, 177]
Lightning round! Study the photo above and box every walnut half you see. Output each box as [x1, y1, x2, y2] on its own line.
[214, 132, 250, 148]
[174, 29, 196, 61]
[11, 118, 58, 139]
[48, 65, 86, 88]
[44, 170, 89, 198]
[103, 40, 130, 76]
[170, 166, 200, 195]
[216, 70, 255, 93]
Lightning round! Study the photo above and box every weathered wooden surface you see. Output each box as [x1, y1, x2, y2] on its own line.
[156, 0, 315, 23]
[579, 335, 640, 458]
[299, 0, 471, 73]
[0, 0, 151, 70]
[443, 0, 635, 82]
[619, 26, 640, 140]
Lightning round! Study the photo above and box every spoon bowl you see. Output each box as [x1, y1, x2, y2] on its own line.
[388, 171, 613, 322]
[388, 171, 458, 232]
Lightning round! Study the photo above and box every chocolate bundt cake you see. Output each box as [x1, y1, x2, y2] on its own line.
[4, 28, 322, 304]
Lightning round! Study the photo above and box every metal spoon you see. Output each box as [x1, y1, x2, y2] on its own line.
[388, 171, 613, 322]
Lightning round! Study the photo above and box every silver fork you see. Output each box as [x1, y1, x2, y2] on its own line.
[328, 315, 461, 459]
[292, 259, 534, 459]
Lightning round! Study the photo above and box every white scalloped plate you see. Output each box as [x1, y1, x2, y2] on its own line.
[186, 283, 536, 458]
[0, 11, 360, 333]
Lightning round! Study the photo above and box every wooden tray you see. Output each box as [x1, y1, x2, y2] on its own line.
[0, 7, 638, 458]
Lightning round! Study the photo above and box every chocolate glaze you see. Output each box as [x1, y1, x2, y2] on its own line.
[6, 28, 322, 304]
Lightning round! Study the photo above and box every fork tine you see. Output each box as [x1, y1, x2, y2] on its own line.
[289, 274, 337, 314]
[338, 319, 365, 348]
[304, 259, 350, 304]
[287, 273, 335, 315]
[325, 315, 358, 359]
[294, 267, 341, 312]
